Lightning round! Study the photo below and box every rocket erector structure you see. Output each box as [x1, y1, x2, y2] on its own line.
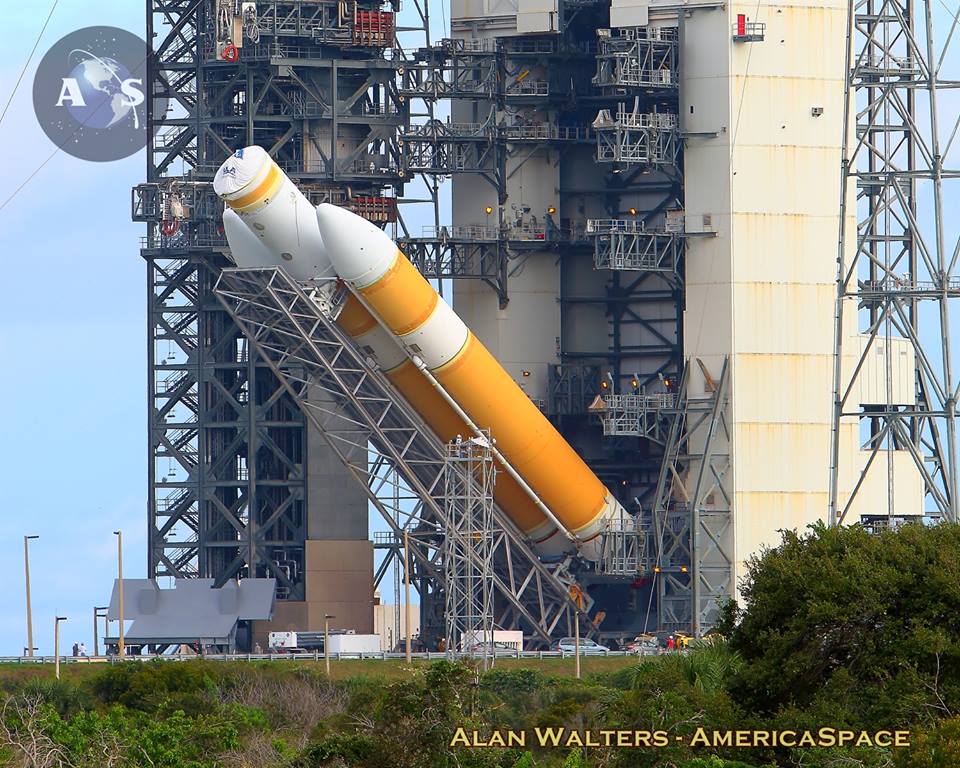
[214, 147, 627, 561]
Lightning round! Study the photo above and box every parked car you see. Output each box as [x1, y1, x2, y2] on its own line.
[549, 637, 610, 654]
[465, 641, 517, 657]
[623, 634, 659, 655]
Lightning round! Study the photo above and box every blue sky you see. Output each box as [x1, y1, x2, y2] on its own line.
[0, 2, 146, 655]
[0, 2, 447, 657]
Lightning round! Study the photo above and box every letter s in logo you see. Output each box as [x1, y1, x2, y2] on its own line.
[120, 78, 145, 108]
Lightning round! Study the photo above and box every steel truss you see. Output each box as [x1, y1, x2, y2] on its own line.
[212, 267, 593, 645]
[400, 39, 500, 100]
[400, 224, 592, 308]
[593, 27, 678, 92]
[142, 0, 427, 599]
[828, 0, 960, 523]
[400, 121, 499, 174]
[647, 359, 732, 633]
[595, 111, 681, 167]
[398, 116, 596, 176]
[145, 250, 309, 592]
[587, 219, 683, 273]
[443, 435, 498, 657]
[546, 364, 602, 417]
[594, 393, 678, 441]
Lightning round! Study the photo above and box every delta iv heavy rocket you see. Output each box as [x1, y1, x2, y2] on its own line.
[214, 147, 626, 560]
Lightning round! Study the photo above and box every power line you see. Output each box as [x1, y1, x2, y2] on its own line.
[0, 145, 61, 213]
[0, 46, 152, 215]
[0, 0, 59, 129]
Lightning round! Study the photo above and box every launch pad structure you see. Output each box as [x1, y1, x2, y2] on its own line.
[137, 0, 960, 646]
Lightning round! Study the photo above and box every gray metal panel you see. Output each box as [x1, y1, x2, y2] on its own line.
[235, 579, 278, 620]
[106, 578, 276, 642]
[107, 579, 159, 620]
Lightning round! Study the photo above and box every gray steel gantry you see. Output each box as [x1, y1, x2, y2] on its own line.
[139, 0, 421, 600]
[828, 0, 960, 525]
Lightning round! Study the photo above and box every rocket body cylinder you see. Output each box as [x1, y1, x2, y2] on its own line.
[215, 149, 563, 554]
[315, 203, 623, 558]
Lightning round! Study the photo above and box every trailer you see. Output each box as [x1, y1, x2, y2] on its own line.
[326, 634, 382, 654]
[267, 631, 327, 652]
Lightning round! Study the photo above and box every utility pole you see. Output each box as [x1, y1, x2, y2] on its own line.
[114, 531, 125, 657]
[324, 614, 335, 676]
[54, 616, 67, 680]
[403, 528, 412, 664]
[23, 535, 38, 658]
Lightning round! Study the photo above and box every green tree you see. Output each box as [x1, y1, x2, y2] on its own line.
[727, 522, 960, 727]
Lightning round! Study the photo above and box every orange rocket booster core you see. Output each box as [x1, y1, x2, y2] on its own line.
[316, 203, 621, 553]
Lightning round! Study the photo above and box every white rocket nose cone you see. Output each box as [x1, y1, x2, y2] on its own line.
[213, 146, 271, 200]
[222, 209, 280, 269]
[315, 203, 397, 288]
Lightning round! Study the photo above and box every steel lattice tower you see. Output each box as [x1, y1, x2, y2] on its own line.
[442, 434, 497, 659]
[829, 0, 960, 525]
[137, 0, 424, 613]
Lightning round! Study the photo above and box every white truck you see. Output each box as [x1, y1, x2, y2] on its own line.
[268, 630, 382, 654]
[460, 630, 524, 654]
[268, 631, 325, 652]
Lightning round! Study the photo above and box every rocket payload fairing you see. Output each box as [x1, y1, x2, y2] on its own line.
[213, 149, 566, 554]
[314, 203, 625, 559]
[213, 146, 334, 282]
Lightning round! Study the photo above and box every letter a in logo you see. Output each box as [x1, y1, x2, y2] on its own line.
[56, 78, 86, 107]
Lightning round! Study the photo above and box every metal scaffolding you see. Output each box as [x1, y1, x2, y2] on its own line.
[596, 516, 649, 576]
[593, 27, 678, 92]
[443, 435, 498, 657]
[594, 110, 681, 167]
[828, 0, 960, 524]
[646, 360, 732, 634]
[592, 393, 678, 441]
[140, 0, 424, 599]
[212, 266, 591, 645]
[587, 219, 683, 272]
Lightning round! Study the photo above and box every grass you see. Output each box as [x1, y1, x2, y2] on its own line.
[0, 654, 639, 684]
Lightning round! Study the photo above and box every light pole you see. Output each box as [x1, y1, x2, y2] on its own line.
[54, 616, 67, 680]
[403, 529, 412, 664]
[113, 531, 125, 657]
[574, 611, 581, 680]
[324, 614, 335, 676]
[23, 535, 38, 658]
[93, 606, 108, 657]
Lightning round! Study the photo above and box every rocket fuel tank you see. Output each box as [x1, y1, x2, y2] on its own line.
[214, 149, 564, 555]
[315, 203, 624, 559]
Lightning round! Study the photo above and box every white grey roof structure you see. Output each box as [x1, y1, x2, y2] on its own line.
[106, 578, 275, 647]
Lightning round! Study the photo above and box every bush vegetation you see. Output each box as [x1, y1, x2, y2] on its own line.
[1, 522, 958, 767]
